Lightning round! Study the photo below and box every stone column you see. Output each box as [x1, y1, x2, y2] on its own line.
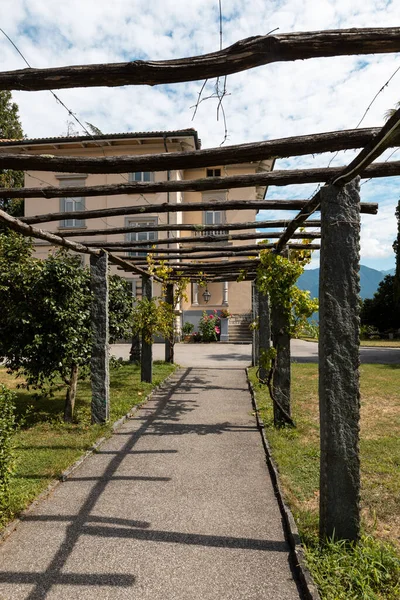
[252, 282, 259, 367]
[319, 178, 361, 542]
[258, 291, 271, 382]
[141, 275, 153, 383]
[165, 283, 174, 363]
[192, 282, 199, 306]
[271, 299, 291, 426]
[90, 250, 109, 424]
[222, 281, 229, 305]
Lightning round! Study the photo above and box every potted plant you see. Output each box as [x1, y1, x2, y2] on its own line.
[182, 321, 194, 342]
[219, 308, 231, 342]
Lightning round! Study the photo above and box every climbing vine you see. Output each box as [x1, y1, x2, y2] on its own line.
[255, 244, 318, 337]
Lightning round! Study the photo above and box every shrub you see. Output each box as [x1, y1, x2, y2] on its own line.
[0, 385, 16, 511]
[198, 310, 221, 342]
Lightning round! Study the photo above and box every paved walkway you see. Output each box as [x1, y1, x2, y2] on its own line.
[0, 366, 301, 599]
[112, 339, 400, 365]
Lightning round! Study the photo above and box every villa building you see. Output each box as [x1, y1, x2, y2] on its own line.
[0, 130, 274, 339]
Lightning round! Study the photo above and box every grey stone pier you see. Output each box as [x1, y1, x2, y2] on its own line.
[251, 282, 259, 367]
[271, 298, 291, 426]
[319, 178, 361, 542]
[141, 275, 153, 383]
[165, 283, 174, 363]
[90, 251, 110, 424]
[258, 291, 271, 382]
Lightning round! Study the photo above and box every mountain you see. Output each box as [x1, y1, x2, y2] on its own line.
[297, 265, 394, 301]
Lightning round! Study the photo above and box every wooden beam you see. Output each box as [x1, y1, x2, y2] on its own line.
[21, 197, 377, 227]
[1, 28, 400, 91]
[0, 208, 98, 255]
[109, 242, 321, 256]
[0, 128, 396, 173]
[6, 161, 400, 202]
[274, 107, 400, 253]
[89, 231, 321, 248]
[58, 219, 322, 238]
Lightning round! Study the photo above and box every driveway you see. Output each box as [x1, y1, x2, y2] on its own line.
[111, 340, 400, 366]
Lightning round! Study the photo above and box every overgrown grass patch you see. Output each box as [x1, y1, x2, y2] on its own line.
[0, 361, 175, 529]
[248, 363, 400, 599]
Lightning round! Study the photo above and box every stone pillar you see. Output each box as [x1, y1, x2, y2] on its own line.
[319, 178, 361, 542]
[141, 275, 153, 383]
[165, 283, 174, 363]
[192, 282, 199, 306]
[220, 318, 229, 343]
[129, 334, 141, 364]
[271, 299, 291, 426]
[90, 251, 109, 424]
[252, 282, 259, 367]
[258, 291, 271, 382]
[222, 281, 229, 305]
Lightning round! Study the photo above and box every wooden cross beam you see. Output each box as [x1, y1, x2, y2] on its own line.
[88, 231, 321, 249]
[275, 106, 400, 253]
[0, 127, 396, 173]
[58, 219, 322, 238]
[1, 28, 399, 91]
[5, 161, 399, 204]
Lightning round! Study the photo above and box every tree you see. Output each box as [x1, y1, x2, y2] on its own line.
[0, 91, 24, 217]
[0, 232, 133, 421]
[361, 275, 400, 332]
[361, 199, 400, 333]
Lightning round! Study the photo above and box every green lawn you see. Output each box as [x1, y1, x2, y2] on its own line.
[248, 364, 400, 600]
[0, 361, 176, 529]
[300, 336, 400, 348]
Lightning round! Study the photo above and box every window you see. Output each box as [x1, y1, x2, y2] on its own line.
[60, 197, 85, 228]
[126, 219, 158, 257]
[206, 168, 221, 177]
[204, 210, 224, 226]
[57, 175, 86, 229]
[128, 172, 154, 182]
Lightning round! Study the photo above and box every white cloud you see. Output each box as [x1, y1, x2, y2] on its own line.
[1, 0, 400, 269]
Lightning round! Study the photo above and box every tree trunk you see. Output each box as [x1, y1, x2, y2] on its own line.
[64, 363, 79, 423]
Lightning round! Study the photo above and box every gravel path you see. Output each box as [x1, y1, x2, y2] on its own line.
[0, 367, 301, 600]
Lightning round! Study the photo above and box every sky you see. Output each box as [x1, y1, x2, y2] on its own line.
[1, 0, 400, 271]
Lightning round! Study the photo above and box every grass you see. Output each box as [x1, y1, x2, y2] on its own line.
[0, 361, 176, 530]
[248, 363, 400, 600]
[300, 336, 400, 348]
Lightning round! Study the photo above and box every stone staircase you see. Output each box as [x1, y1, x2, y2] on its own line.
[228, 314, 252, 343]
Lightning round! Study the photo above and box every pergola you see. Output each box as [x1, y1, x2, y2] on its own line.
[1, 27, 400, 542]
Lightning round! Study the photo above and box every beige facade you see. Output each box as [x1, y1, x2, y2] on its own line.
[0, 131, 273, 331]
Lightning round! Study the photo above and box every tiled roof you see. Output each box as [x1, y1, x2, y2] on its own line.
[0, 129, 201, 149]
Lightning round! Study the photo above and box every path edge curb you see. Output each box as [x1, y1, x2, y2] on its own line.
[0, 365, 178, 545]
[246, 368, 321, 600]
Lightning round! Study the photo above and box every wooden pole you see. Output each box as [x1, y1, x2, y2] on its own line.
[90, 250, 110, 424]
[9, 161, 397, 204]
[0, 128, 390, 174]
[2, 28, 400, 90]
[141, 275, 153, 383]
[319, 178, 361, 542]
[271, 296, 292, 427]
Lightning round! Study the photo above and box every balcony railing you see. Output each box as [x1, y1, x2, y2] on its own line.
[192, 228, 227, 237]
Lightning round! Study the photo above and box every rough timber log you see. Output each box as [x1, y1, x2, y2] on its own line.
[112, 242, 321, 255]
[0, 128, 398, 173]
[275, 107, 400, 253]
[59, 219, 322, 238]
[5, 161, 400, 205]
[89, 231, 321, 248]
[1, 28, 400, 91]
